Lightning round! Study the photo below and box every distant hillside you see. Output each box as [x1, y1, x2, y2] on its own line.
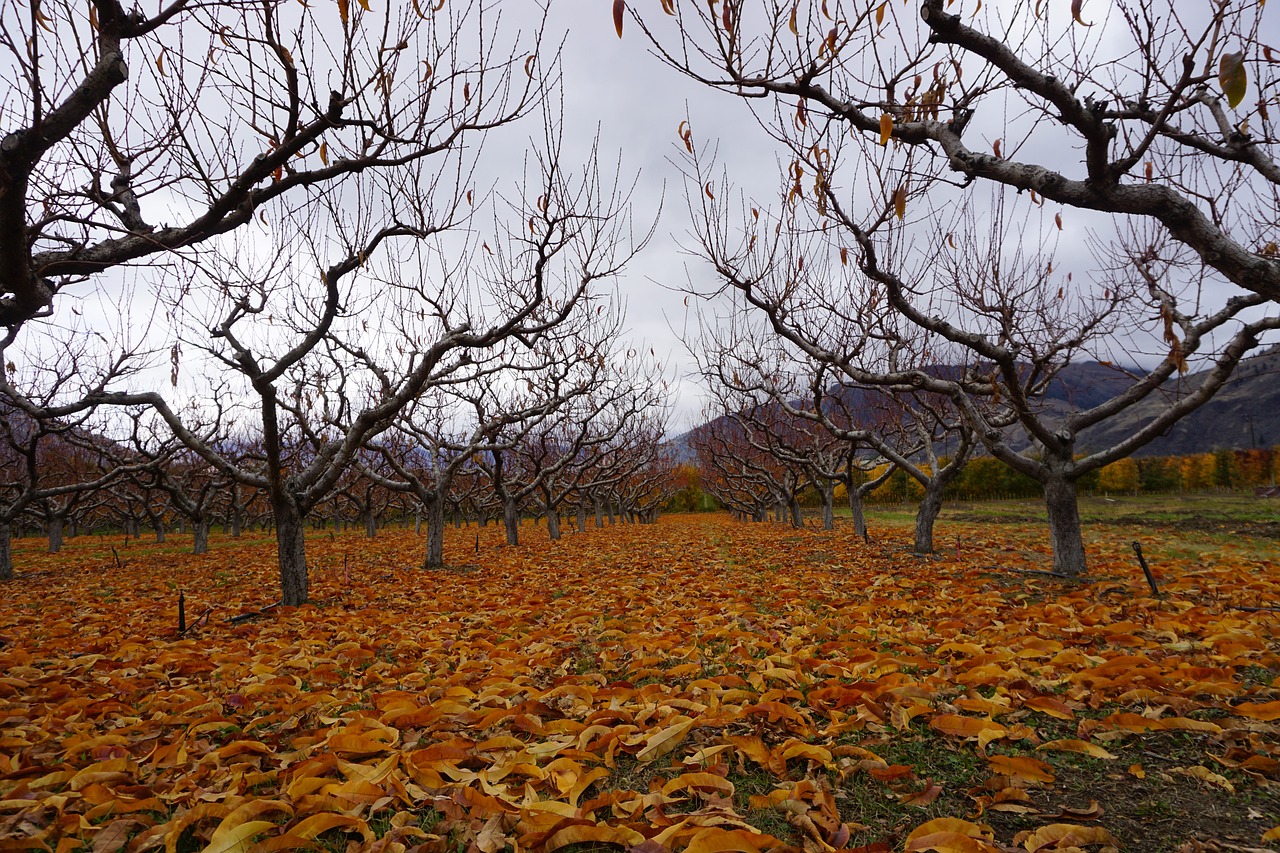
[668, 348, 1280, 459]
[1074, 347, 1280, 456]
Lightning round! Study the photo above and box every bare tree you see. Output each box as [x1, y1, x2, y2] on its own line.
[134, 126, 645, 604]
[0, 394, 151, 577]
[365, 317, 621, 566]
[0, 0, 551, 333]
[636, 0, 1280, 575]
[691, 271, 971, 550]
[126, 405, 238, 554]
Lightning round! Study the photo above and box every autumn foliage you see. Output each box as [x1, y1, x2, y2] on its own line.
[1, 514, 1277, 852]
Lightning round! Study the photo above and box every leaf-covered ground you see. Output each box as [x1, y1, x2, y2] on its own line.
[2, 507, 1278, 853]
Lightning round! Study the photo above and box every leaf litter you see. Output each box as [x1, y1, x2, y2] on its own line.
[0, 514, 1277, 852]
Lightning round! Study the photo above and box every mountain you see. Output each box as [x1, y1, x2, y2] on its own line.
[668, 347, 1280, 459]
[1073, 347, 1280, 456]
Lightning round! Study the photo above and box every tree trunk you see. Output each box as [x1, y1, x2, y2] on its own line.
[365, 507, 377, 538]
[503, 497, 520, 546]
[193, 518, 210, 555]
[231, 502, 242, 538]
[819, 481, 834, 530]
[789, 498, 802, 528]
[274, 497, 309, 606]
[547, 509, 561, 540]
[1044, 473, 1087, 577]
[153, 519, 166, 544]
[914, 480, 945, 554]
[48, 516, 64, 553]
[414, 509, 422, 535]
[423, 498, 446, 569]
[595, 497, 605, 527]
[848, 488, 868, 538]
[0, 523, 12, 581]
[577, 503, 587, 532]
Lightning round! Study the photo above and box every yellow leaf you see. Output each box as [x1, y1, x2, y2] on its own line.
[1219, 51, 1247, 109]
[475, 816, 506, 853]
[337, 0, 348, 25]
[893, 185, 907, 221]
[1037, 739, 1116, 760]
[255, 815, 372, 852]
[987, 754, 1054, 785]
[613, 0, 625, 38]
[327, 731, 396, 755]
[1173, 765, 1235, 793]
[1160, 716, 1220, 733]
[1023, 696, 1074, 720]
[202, 821, 276, 853]
[906, 818, 996, 852]
[929, 714, 1006, 742]
[684, 828, 767, 853]
[637, 717, 694, 763]
[662, 772, 735, 797]
[1232, 700, 1280, 721]
[545, 825, 646, 853]
[1021, 824, 1118, 852]
[879, 113, 894, 146]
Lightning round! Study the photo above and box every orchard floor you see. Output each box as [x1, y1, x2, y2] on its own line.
[1, 504, 1278, 853]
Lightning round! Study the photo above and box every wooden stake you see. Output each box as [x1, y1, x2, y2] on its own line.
[1132, 541, 1160, 596]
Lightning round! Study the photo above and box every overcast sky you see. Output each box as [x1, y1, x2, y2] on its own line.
[24, 0, 1271, 435]
[514, 1, 789, 430]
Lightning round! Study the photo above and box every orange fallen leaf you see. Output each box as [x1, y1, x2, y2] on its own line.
[1037, 739, 1117, 760]
[987, 754, 1054, 785]
[1018, 823, 1119, 851]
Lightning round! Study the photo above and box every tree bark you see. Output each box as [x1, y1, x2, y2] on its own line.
[273, 496, 309, 606]
[193, 518, 210, 555]
[547, 509, 561, 540]
[48, 516, 63, 553]
[848, 488, 868, 538]
[913, 481, 946, 554]
[423, 498, 446, 569]
[365, 506, 377, 538]
[503, 497, 520, 546]
[789, 498, 802, 529]
[1043, 472, 1087, 577]
[819, 481, 834, 530]
[0, 523, 12, 581]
